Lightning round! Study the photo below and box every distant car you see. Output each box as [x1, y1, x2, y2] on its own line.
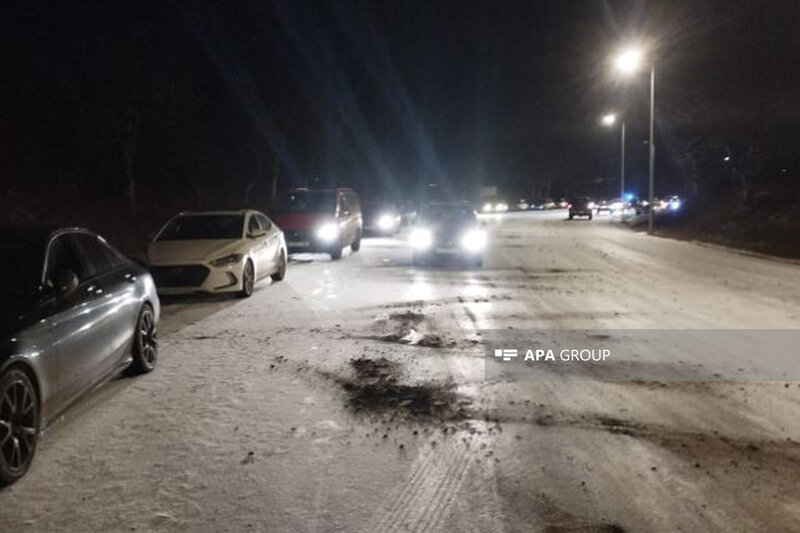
[0, 227, 159, 485]
[410, 202, 486, 267]
[273, 188, 363, 260]
[568, 197, 594, 220]
[148, 210, 287, 298]
[362, 200, 402, 235]
[595, 200, 612, 215]
[481, 199, 509, 213]
[514, 199, 529, 211]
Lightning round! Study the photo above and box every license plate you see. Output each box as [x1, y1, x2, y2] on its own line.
[288, 241, 310, 248]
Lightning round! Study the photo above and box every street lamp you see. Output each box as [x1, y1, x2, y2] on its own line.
[601, 113, 625, 197]
[614, 46, 655, 233]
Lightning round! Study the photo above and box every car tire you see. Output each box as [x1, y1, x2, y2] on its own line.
[588, 214, 593, 220]
[130, 304, 158, 374]
[568, 214, 574, 220]
[330, 246, 343, 260]
[271, 250, 287, 281]
[0, 368, 39, 486]
[238, 259, 255, 297]
[351, 230, 362, 252]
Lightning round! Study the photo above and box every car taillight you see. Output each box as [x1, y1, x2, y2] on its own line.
[567, 204, 572, 208]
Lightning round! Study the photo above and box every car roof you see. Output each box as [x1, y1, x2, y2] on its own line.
[288, 187, 354, 193]
[175, 210, 254, 216]
[0, 226, 98, 243]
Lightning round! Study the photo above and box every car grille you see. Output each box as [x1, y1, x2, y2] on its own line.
[150, 265, 210, 288]
[286, 229, 310, 241]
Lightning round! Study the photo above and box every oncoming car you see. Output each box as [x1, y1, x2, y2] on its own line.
[568, 197, 594, 220]
[362, 200, 402, 236]
[273, 188, 363, 260]
[409, 202, 487, 267]
[0, 227, 159, 485]
[147, 210, 287, 298]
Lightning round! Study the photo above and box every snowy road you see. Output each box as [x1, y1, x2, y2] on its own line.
[2, 210, 800, 531]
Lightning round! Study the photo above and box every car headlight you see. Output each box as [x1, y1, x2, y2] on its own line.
[210, 253, 243, 267]
[409, 228, 433, 250]
[495, 203, 508, 212]
[482, 203, 494, 212]
[377, 214, 395, 230]
[587, 202, 596, 209]
[316, 223, 340, 242]
[461, 229, 487, 252]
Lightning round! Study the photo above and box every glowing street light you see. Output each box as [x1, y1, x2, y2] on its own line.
[602, 112, 626, 197]
[613, 45, 655, 233]
[615, 49, 642, 74]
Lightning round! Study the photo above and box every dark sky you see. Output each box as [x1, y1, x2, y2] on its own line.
[3, 0, 799, 207]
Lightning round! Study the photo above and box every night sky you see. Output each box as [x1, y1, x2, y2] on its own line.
[3, 0, 799, 215]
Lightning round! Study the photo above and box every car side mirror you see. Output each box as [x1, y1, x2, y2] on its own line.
[342, 209, 351, 216]
[249, 229, 267, 239]
[52, 269, 79, 298]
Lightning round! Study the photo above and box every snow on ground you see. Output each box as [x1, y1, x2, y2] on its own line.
[1, 210, 800, 531]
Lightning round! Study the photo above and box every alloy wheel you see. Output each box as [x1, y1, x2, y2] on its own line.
[0, 374, 37, 476]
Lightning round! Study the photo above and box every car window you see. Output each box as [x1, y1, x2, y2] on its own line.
[46, 235, 89, 283]
[72, 233, 113, 277]
[256, 214, 272, 230]
[157, 215, 245, 240]
[248, 214, 263, 235]
[98, 238, 127, 268]
[280, 191, 336, 214]
[339, 193, 351, 214]
[346, 192, 360, 213]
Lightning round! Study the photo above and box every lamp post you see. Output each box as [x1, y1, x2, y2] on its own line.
[614, 47, 655, 233]
[601, 113, 626, 198]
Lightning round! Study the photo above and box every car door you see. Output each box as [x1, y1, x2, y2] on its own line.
[256, 213, 280, 273]
[246, 213, 270, 278]
[43, 234, 111, 410]
[73, 233, 141, 369]
[337, 192, 355, 246]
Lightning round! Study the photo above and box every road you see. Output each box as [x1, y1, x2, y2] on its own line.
[2, 210, 800, 532]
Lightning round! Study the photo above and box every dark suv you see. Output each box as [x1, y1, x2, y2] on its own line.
[273, 188, 363, 260]
[568, 197, 594, 220]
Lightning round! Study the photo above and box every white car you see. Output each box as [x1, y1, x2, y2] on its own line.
[147, 210, 287, 298]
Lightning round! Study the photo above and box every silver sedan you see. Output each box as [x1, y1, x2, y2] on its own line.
[0, 227, 159, 485]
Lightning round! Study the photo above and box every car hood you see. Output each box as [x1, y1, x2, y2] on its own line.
[428, 222, 478, 239]
[148, 239, 243, 264]
[273, 213, 332, 230]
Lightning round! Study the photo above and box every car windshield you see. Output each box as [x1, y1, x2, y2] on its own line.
[0, 242, 38, 297]
[419, 204, 475, 224]
[281, 191, 336, 214]
[157, 215, 244, 241]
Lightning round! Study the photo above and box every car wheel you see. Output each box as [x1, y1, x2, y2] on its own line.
[568, 214, 574, 220]
[0, 368, 39, 486]
[271, 249, 287, 281]
[239, 259, 255, 297]
[330, 246, 343, 260]
[130, 304, 158, 374]
[351, 230, 362, 252]
[588, 214, 593, 220]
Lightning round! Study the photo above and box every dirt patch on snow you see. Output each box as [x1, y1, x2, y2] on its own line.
[330, 357, 470, 420]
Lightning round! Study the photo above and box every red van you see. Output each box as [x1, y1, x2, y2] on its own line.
[273, 188, 363, 260]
